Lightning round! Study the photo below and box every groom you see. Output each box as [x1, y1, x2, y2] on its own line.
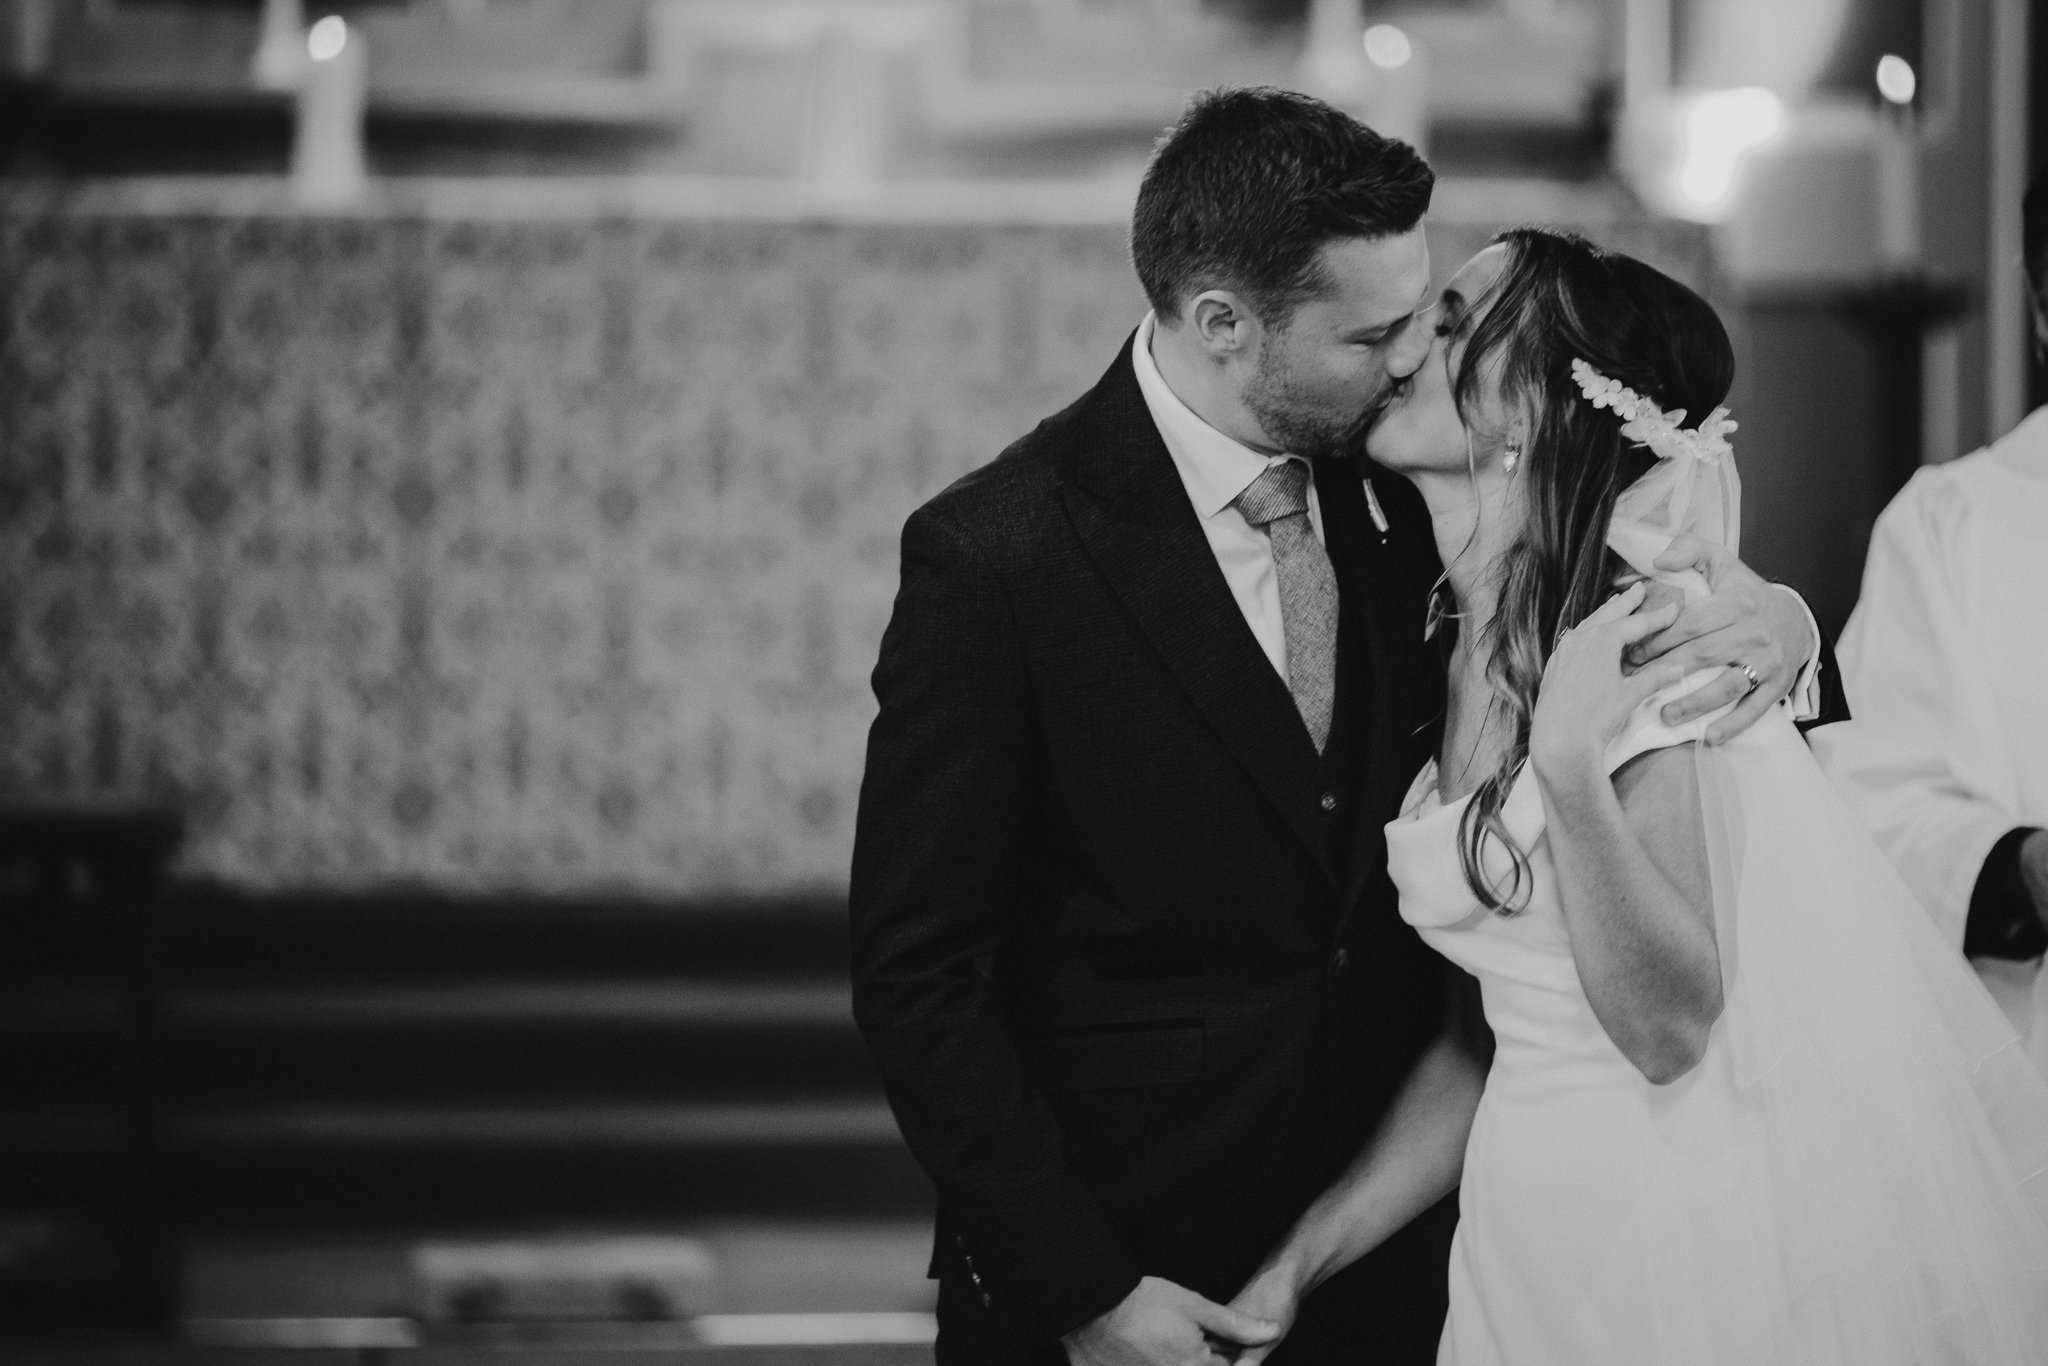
[851, 87, 1830, 1366]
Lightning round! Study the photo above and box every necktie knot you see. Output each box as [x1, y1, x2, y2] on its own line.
[1237, 460, 1311, 528]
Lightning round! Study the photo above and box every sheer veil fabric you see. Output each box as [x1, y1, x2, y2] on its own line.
[1610, 442, 2048, 1360]
[1388, 374, 2048, 1361]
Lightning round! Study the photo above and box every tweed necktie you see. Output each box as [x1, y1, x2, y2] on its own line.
[1237, 460, 1338, 752]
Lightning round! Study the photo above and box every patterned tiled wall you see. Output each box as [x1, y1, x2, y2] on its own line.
[0, 194, 1707, 895]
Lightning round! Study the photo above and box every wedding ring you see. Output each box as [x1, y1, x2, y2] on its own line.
[1736, 662, 1761, 693]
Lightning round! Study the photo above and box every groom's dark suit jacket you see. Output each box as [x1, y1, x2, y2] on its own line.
[851, 338, 1465, 1363]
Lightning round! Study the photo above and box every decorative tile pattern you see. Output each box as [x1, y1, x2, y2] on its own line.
[0, 199, 1709, 894]
[0, 209, 1146, 891]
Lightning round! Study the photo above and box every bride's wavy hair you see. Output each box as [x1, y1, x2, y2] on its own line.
[1446, 228, 1734, 912]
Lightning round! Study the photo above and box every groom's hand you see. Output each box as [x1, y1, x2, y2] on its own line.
[1630, 534, 1815, 746]
[1063, 1275, 1281, 1366]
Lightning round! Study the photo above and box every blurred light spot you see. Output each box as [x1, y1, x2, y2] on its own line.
[1672, 87, 1787, 221]
[1363, 25, 1412, 70]
[694, 1313, 938, 1346]
[186, 1319, 419, 1350]
[1875, 54, 1916, 105]
[308, 16, 348, 62]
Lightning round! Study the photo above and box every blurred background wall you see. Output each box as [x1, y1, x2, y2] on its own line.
[2, 0, 2031, 897]
[0, 185, 1710, 893]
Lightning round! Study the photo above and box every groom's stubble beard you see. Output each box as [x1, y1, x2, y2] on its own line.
[1242, 333, 1389, 461]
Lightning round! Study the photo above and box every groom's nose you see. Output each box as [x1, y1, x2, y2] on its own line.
[1380, 313, 1433, 380]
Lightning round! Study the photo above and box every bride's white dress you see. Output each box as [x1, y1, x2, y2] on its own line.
[1386, 684, 2048, 1365]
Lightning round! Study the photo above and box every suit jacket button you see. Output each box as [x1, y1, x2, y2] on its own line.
[1319, 791, 1338, 812]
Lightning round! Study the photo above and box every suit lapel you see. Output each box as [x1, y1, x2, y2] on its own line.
[1316, 455, 1447, 925]
[1058, 346, 1337, 887]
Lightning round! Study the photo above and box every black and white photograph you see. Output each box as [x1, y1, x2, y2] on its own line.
[0, 0, 2044, 1362]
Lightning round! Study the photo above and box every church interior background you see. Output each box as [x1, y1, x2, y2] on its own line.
[0, 0, 2042, 1357]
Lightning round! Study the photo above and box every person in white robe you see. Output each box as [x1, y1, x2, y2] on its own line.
[1814, 183, 2048, 1073]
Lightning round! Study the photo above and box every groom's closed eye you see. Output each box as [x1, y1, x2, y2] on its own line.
[1350, 300, 1434, 350]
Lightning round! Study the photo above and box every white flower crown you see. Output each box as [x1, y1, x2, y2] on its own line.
[1570, 358, 1735, 465]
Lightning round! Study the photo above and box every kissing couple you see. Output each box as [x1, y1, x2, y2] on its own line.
[851, 87, 2048, 1366]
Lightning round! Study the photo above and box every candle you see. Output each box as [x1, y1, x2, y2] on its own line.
[291, 16, 368, 209]
[1362, 23, 1429, 155]
[1297, 0, 1373, 114]
[1873, 54, 1919, 273]
[10, 0, 56, 79]
[251, 0, 306, 92]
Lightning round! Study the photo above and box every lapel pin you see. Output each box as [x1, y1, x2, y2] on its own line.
[1362, 479, 1390, 542]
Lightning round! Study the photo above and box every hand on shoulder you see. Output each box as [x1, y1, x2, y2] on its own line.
[1634, 535, 1817, 744]
[1531, 583, 1684, 785]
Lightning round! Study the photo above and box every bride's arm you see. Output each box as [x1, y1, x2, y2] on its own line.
[1531, 587, 1721, 1085]
[1227, 970, 1487, 1358]
[1537, 743, 1719, 1083]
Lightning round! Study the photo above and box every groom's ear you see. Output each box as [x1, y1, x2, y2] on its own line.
[1186, 290, 1259, 358]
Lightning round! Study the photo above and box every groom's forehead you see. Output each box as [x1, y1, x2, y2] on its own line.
[1316, 227, 1433, 321]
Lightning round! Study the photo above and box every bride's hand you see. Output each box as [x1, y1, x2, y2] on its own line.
[1530, 583, 1685, 783]
[1222, 1258, 1301, 1364]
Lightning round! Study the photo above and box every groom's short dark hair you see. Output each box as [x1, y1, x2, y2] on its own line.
[1132, 86, 1434, 325]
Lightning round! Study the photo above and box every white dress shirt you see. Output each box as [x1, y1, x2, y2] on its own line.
[1131, 313, 1320, 686]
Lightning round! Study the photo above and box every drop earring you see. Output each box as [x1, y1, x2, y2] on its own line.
[1501, 440, 1522, 476]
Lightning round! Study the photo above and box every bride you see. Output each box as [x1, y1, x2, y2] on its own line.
[1233, 228, 2048, 1364]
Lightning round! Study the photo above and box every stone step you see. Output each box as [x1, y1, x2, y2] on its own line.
[13, 1341, 933, 1364]
[1, 892, 922, 1225]
[11, 888, 855, 982]
[183, 1221, 936, 1318]
[1, 1099, 899, 1148]
[5, 980, 858, 1030]
[1, 1101, 928, 1225]
[0, 978, 880, 1104]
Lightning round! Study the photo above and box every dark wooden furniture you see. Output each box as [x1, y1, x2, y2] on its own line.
[0, 803, 183, 1339]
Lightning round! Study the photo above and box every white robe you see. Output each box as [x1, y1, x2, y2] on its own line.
[1813, 405, 2048, 1073]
